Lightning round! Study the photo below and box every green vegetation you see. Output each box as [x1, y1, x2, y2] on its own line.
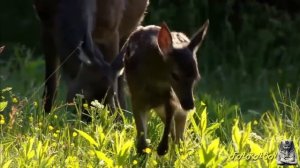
[0, 50, 299, 167]
[1, 0, 300, 167]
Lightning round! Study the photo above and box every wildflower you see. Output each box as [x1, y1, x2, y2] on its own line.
[48, 125, 54, 131]
[33, 101, 38, 107]
[99, 160, 105, 166]
[12, 97, 18, 103]
[53, 133, 58, 138]
[133, 160, 138, 165]
[83, 103, 89, 109]
[54, 115, 58, 119]
[143, 147, 151, 154]
[0, 114, 5, 125]
[72, 132, 78, 137]
[146, 139, 151, 144]
[52, 142, 57, 147]
[65, 156, 79, 168]
[29, 116, 33, 122]
[91, 100, 104, 109]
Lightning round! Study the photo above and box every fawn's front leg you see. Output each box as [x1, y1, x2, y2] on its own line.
[157, 100, 175, 156]
[173, 110, 187, 143]
[132, 103, 149, 154]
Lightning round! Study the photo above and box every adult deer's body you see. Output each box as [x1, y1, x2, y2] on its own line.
[33, 0, 148, 113]
[124, 21, 209, 155]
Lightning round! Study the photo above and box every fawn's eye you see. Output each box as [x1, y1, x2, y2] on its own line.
[171, 72, 180, 81]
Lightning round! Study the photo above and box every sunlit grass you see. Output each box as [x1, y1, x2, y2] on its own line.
[0, 85, 299, 167]
[1, 47, 300, 167]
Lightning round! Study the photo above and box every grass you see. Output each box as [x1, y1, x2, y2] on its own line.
[0, 47, 300, 167]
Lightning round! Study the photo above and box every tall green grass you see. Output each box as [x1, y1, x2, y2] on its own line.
[0, 48, 299, 167]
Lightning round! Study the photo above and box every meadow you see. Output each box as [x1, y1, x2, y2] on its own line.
[1, 0, 300, 167]
[0, 46, 299, 168]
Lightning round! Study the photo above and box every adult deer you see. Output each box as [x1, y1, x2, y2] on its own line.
[124, 20, 209, 155]
[33, 0, 148, 114]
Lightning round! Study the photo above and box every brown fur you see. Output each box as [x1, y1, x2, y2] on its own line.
[124, 21, 209, 155]
[33, 0, 148, 114]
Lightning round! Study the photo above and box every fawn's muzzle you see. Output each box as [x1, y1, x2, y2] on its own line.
[180, 99, 194, 110]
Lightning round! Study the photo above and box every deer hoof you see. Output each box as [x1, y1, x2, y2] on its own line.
[157, 142, 168, 156]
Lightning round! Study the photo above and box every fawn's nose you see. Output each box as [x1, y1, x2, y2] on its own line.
[181, 99, 194, 110]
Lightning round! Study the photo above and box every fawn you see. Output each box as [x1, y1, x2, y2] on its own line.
[33, 0, 148, 114]
[124, 20, 209, 155]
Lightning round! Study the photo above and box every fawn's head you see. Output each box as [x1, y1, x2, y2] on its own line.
[157, 20, 209, 110]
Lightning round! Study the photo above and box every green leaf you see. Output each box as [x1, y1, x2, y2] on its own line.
[200, 107, 207, 136]
[46, 155, 56, 167]
[95, 151, 113, 167]
[232, 119, 241, 151]
[205, 122, 222, 135]
[3, 160, 12, 168]
[120, 140, 133, 156]
[0, 101, 8, 112]
[207, 138, 220, 154]
[75, 129, 99, 147]
[248, 141, 263, 154]
[1, 87, 12, 92]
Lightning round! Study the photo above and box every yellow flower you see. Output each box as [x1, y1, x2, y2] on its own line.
[33, 101, 38, 107]
[53, 133, 58, 138]
[48, 125, 54, 131]
[253, 120, 258, 125]
[83, 103, 89, 109]
[72, 132, 78, 137]
[133, 160, 138, 165]
[12, 97, 18, 103]
[143, 147, 151, 154]
[0, 114, 5, 125]
[65, 156, 79, 168]
[52, 142, 57, 147]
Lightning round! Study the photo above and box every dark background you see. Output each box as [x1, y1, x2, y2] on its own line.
[1, 0, 300, 118]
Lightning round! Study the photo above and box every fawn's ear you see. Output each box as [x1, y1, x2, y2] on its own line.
[188, 19, 209, 53]
[157, 22, 173, 59]
[0, 46, 5, 54]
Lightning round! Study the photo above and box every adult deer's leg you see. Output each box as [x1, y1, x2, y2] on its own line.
[41, 19, 59, 113]
[117, 38, 128, 111]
